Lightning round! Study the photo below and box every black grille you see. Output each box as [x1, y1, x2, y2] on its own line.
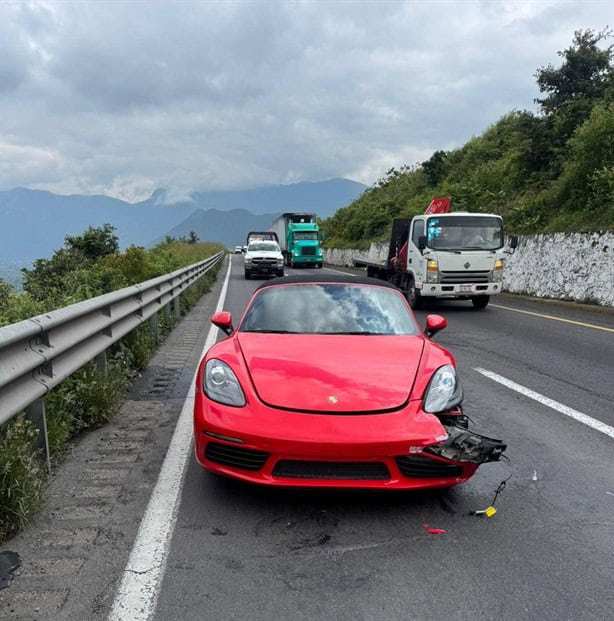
[440, 270, 490, 284]
[205, 442, 269, 471]
[301, 246, 316, 256]
[252, 258, 276, 265]
[273, 460, 390, 480]
[396, 455, 463, 478]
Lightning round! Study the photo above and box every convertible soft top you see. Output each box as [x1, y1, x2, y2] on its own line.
[255, 273, 402, 291]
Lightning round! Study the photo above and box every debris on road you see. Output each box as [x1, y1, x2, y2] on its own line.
[423, 524, 446, 535]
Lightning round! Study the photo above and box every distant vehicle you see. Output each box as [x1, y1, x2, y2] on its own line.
[246, 231, 279, 245]
[194, 274, 507, 489]
[234, 245, 243, 254]
[355, 197, 518, 310]
[270, 213, 324, 268]
[243, 240, 284, 279]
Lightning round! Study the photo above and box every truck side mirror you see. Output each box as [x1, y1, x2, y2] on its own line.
[418, 235, 427, 251]
[509, 235, 518, 249]
[320, 232, 325, 242]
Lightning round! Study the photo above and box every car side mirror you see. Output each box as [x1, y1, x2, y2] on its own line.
[418, 235, 427, 252]
[425, 314, 447, 338]
[211, 311, 234, 335]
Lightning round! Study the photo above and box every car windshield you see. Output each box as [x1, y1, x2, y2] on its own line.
[427, 215, 503, 250]
[248, 242, 280, 252]
[240, 283, 419, 335]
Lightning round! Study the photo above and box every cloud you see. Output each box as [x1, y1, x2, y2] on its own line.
[1, 0, 612, 198]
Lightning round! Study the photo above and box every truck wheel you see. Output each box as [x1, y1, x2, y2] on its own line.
[407, 279, 423, 310]
[290, 258, 295, 268]
[471, 295, 490, 309]
[244, 270, 250, 280]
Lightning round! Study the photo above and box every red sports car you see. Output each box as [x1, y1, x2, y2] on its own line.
[193, 275, 505, 489]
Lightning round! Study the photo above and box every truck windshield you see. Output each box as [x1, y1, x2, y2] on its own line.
[427, 216, 503, 250]
[293, 232, 318, 241]
[248, 243, 280, 252]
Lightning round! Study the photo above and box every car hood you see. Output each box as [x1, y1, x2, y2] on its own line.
[237, 333, 425, 412]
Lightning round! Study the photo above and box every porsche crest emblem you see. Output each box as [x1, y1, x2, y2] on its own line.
[328, 395, 339, 404]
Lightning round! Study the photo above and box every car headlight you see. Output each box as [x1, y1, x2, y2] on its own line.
[276, 258, 283, 265]
[244, 256, 252, 263]
[204, 359, 246, 407]
[423, 364, 462, 413]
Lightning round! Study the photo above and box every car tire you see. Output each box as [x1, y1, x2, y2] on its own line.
[277, 271, 284, 277]
[244, 270, 250, 280]
[406, 278, 423, 310]
[471, 295, 490, 310]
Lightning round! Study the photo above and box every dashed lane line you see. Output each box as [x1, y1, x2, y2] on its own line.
[475, 367, 614, 440]
[108, 257, 233, 621]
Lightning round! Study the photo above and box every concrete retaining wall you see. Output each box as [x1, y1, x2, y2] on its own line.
[324, 231, 614, 307]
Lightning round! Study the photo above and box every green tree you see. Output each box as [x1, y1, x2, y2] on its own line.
[64, 224, 119, 260]
[535, 29, 613, 141]
[422, 150, 449, 186]
[187, 231, 199, 244]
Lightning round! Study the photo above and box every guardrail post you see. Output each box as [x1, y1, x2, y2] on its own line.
[173, 294, 181, 319]
[95, 351, 107, 375]
[149, 314, 159, 344]
[24, 399, 51, 474]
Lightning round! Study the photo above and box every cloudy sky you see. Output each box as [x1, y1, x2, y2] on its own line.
[1, 0, 611, 202]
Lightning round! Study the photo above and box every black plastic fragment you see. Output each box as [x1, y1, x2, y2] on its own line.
[0, 551, 21, 589]
[426, 425, 507, 463]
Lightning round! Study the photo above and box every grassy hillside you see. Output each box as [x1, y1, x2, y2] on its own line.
[321, 30, 614, 248]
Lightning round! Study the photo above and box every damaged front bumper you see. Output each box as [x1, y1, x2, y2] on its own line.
[426, 425, 507, 464]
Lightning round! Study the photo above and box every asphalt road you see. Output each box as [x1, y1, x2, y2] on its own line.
[2, 257, 612, 621]
[152, 259, 614, 621]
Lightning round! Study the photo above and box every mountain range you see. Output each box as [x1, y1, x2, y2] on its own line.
[0, 178, 366, 285]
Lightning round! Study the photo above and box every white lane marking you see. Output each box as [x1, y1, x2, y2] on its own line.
[475, 367, 614, 440]
[322, 266, 357, 276]
[109, 257, 232, 621]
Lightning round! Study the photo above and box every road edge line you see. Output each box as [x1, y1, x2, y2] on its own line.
[108, 256, 232, 621]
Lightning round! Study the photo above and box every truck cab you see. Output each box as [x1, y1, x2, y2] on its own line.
[407, 213, 508, 308]
[287, 222, 323, 268]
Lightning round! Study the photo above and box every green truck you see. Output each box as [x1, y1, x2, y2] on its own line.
[271, 212, 324, 268]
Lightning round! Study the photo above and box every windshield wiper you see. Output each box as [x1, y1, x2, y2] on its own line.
[323, 331, 381, 335]
[243, 329, 298, 334]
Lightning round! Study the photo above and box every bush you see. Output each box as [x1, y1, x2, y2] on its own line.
[0, 416, 46, 542]
[0, 237, 225, 542]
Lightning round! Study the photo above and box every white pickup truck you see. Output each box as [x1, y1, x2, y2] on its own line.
[243, 240, 285, 279]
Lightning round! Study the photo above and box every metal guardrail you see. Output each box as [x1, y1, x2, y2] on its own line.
[0, 251, 224, 437]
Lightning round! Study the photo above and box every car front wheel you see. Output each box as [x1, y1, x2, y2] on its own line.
[244, 270, 250, 280]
